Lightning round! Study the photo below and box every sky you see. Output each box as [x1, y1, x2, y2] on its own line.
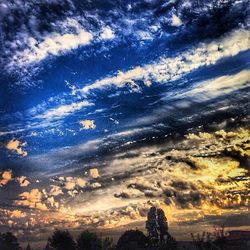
[0, 0, 250, 247]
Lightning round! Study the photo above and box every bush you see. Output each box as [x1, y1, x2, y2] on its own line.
[116, 230, 147, 250]
[0, 232, 21, 250]
[77, 230, 102, 250]
[48, 230, 76, 250]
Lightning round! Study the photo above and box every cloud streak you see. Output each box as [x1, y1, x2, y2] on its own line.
[36, 100, 93, 121]
[16, 29, 93, 65]
[176, 69, 250, 101]
[81, 29, 250, 93]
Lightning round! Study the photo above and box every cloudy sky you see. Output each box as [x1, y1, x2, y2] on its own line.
[0, 0, 250, 247]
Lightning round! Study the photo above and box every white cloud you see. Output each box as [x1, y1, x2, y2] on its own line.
[109, 127, 153, 139]
[171, 14, 182, 26]
[183, 69, 250, 100]
[100, 26, 115, 40]
[37, 100, 93, 120]
[6, 139, 28, 157]
[80, 29, 250, 93]
[5, 17, 117, 72]
[13, 27, 93, 66]
[81, 66, 149, 93]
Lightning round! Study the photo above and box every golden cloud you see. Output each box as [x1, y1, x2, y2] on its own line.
[89, 168, 100, 178]
[15, 189, 48, 211]
[1, 127, 249, 235]
[10, 210, 27, 218]
[6, 139, 28, 156]
[16, 176, 30, 187]
[79, 119, 96, 130]
[0, 170, 12, 187]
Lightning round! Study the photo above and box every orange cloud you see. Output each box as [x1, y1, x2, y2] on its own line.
[89, 168, 100, 178]
[15, 189, 47, 211]
[6, 139, 27, 156]
[10, 210, 27, 218]
[0, 170, 12, 187]
[16, 176, 30, 187]
[79, 119, 96, 129]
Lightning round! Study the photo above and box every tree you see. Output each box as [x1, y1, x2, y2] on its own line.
[146, 206, 158, 245]
[44, 242, 53, 250]
[145, 206, 177, 249]
[76, 230, 101, 250]
[157, 208, 168, 242]
[101, 237, 113, 250]
[26, 243, 31, 250]
[48, 230, 76, 250]
[0, 232, 21, 250]
[116, 230, 147, 250]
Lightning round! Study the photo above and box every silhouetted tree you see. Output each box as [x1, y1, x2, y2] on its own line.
[44, 242, 53, 250]
[101, 237, 114, 250]
[157, 208, 168, 242]
[0, 232, 21, 250]
[48, 230, 76, 250]
[146, 206, 177, 249]
[146, 206, 158, 245]
[76, 230, 101, 250]
[26, 243, 31, 250]
[116, 230, 147, 250]
[159, 233, 178, 250]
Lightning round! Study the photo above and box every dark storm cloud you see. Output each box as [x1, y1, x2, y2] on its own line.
[117, 172, 205, 208]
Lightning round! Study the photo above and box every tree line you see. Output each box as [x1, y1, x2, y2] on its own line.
[0, 207, 232, 250]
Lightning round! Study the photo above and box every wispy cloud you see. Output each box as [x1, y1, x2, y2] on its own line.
[5, 17, 118, 72]
[183, 69, 250, 100]
[81, 29, 250, 93]
[36, 100, 93, 121]
[8, 18, 93, 68]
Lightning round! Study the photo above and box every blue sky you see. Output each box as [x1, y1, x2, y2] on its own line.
[0, 0, 249, 166]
